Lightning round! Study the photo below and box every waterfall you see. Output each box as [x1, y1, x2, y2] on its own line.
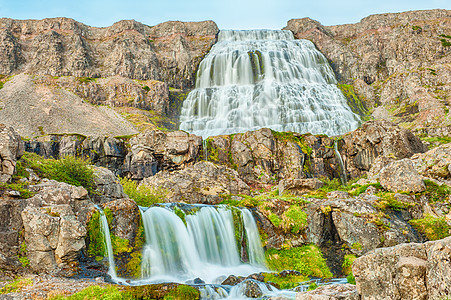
[179, 29, 361, 139]
[139, 205, 266, 284]
[334, 140, 347, 185]
[95, 206, 119, 281]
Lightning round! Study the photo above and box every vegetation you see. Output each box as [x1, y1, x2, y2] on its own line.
[262, 272, 308, 289]
[120, 177, 168, 207]
[342, 254, 357, 275]
[439, 34, 451, 47]
[420, 136, 451, 149]
[18, 241, 30, 268]
[0, 277, 33, 294]
[265, 244, 332, 278]
[337, 83, 370, 118]
[78, 77, 96, 83]
[142, 85, 151, 92]
[347, 273, 356, 285]
[409, 215, 450, 241]
[20, 152, 96, 194]
[86, 210, 106, 258]
[49, 285, 133, 300]
[163, 285, 199, 300]
[418, 180, 451, 203]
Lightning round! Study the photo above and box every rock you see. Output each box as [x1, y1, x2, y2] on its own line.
[239, 279, 264, 298]
[140, 161, 250, 204]
[295, 284, 359, 300]
[410, 143, 451, 179]
[0, 18, 218, 88]
[103, 198, 140, 242]
[222, 275, 244, 286]
[353, 236, 451, 299]
[278, 178, 324, 196]
[379, 159, 426, 193]
[125, 129, 202, 180]
[92, 166, 126, 203]
[341, 120, 426, 178]
[0, 123, 24, 182]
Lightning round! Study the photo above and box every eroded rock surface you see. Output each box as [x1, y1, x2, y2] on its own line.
[0, 124, 24, 182]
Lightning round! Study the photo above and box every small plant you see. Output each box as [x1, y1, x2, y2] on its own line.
[418, 180, 451, 203]
[342, 254, 357, 275]
[347, 273, 356, 284]
[17, 241, 30, 268]
[142, 85, 151, 92]
[78, 77, 96, 83]
[409, 215, 450, 241]
[412, 25, 422, 31]
[0, 277, 33, 294]
[307, 282, 318, 291]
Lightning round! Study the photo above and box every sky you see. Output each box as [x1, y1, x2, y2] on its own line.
[1, 0, 451, 29]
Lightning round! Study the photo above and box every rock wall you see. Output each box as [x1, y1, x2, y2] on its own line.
[285, 9, 451, 133]
[0, 18, 218, 89]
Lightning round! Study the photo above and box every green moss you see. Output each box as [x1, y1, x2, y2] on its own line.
[174, 207, 187, 226]
[412, 25, 422, 31]
[50, 285, 133, 300]
[120, 177, 168, 207]
[0, 277, 33, 294]
[262, 272, 308, 289]
[230, 207, 244, 250]
[163, 285, 199, 300]
[283, 205, 308, 234]
[409, 215, 451, 241]
[111, 235, 131, 255]
[418, 180, 451, 203]
[78, 77, 96, 84]
[0, 182, 35, 198]
[342, 254, 357, 276]
[142, 85, 151, 92]
[126, 251, 142, 279]
[265, 244, 332, 278]
[268, 213, 282, 227]
[20, 152, 96, 194]
[337, 83, 370, 118]
[17, 241, 29, 268]
[87, 211, 106, 258]
[347, 273, 356, 285]
[374, 192, 416, 211]
[308, 282, 319, 291]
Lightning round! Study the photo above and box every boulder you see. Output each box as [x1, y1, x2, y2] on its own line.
[295, 284, 359, 300]
[0, 124, 24, 182]
[353, 236, 451, 299]
[341, 120, 426, 178]
[92, 166, 127, 203]
[140, 161, 250, 204]
[379, 159, 426, 193]
[410, 143, 451, 180]
[278, 178, 324, 196]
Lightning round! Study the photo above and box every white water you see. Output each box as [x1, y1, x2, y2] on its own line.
[179, 29, 361, 139]
[334, 140, 347, 185]
[139, 205, 266, 284]
[241, 210, 265, 266]
[95, 206, 119, 281]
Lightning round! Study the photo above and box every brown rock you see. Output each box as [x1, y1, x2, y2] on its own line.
[278, 178, 324, 196]
[379, 159, 426, 193]
[295, 284, 359, 300]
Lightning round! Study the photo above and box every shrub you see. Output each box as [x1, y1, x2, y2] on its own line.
[120, 177, 167, 207]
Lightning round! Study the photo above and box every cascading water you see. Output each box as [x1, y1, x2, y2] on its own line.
[139, 205, 266, 284]
[95, 206, 119, 281]
[179, 29, 361, 139]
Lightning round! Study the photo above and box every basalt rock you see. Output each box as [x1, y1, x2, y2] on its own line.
[140, 161, 250, 204]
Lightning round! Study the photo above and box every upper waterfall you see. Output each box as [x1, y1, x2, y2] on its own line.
[179, 29, 361, 138]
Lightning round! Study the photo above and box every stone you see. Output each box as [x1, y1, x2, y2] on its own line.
[0, 123, 24, 182]
[341, 120, 426, 178]
[410, 143, 451, 180]
[140, 161, 250, 204]
[92, 166, 126, 203]
[353, 236, 451, 299]
[278, 178, 324, 196]
[379, 159, 426, 193]
[295, 284, 359, 300]
[239, 279, 264, 298]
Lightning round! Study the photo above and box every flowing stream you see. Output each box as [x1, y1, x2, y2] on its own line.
[179, 29, 361, 139]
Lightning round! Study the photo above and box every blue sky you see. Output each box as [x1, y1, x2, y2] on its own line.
[1, 0, 450, 29]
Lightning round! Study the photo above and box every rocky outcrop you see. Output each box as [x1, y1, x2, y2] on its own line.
[379, 159, 426, 193]
[341, 120, 426, 178]
[296, 284, 359, 300]
[92, 166, 127, 203]
[0, 18, 218, 89]
[410, 143, 451, 180]
[140, 161, 250, 204]
[0, 124, 24, 182]
[21, 180, 93, 272]
[353, 236, 451, 299]
[125, 129, 202, 180]
[284, 10, 451, 132]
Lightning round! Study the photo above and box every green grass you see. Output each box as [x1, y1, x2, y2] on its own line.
[418, 180, 451, 203]
[265, 244, 332, 278]
[49, 285, 133, 300]
[342, 254, 357, 275]
[262, 272, 308, 289]
[21, 152, 96, 194]
[409, 215, 450, 241]
[120, 177, 167, 207]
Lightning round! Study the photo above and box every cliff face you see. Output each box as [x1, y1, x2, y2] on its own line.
[0, 18, 218, 89]
[284, 9, 451, 135]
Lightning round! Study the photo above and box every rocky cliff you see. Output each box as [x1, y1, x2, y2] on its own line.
[285, 9, 451, 135]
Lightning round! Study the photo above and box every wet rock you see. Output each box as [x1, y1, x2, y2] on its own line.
[103, 198, 140, 243]
[240, 279, 264, 298]
[353, 237, 451, 299]
[295, 283, 359, 299]
[140, 161, 250, 204]
[379, 159, 426, 193]
[193, 277, 205, 284]
[0, 124, 24, 182]
[222, 275, 244, 286]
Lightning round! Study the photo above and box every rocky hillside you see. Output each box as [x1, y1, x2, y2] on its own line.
[285, 9, 451, 137]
